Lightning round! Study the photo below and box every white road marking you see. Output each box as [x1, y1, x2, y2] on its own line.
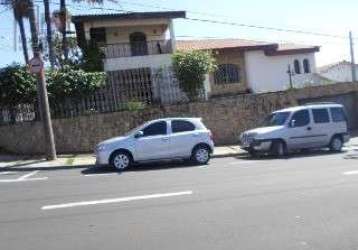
[18, 171, 39, 180]
[0, 171, 16, 175]
[0, 170, 48, 183]
[84, 173, 115, 177]
[42, 190, 194, 210]
[343, 170, 358, 176]
[0, 177, 48, 183]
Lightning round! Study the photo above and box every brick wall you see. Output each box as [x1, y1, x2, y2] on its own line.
[1, 82, 358, 155]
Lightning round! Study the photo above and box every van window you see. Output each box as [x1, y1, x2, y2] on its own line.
[291, 110, 310, 127]
[312, 109, 330, 123]
[330, 107, 347, 122]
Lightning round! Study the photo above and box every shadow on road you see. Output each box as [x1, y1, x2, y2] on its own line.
[235, 149, 347, 161]
[81, 160, 200, 175]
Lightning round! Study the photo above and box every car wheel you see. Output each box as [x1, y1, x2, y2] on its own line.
[248, 148, 258, 158]
[329, 136, 343, 152]
[271, 140, 287, 157]
[110, 151, 132, 171]
[192, 145, 211, 165]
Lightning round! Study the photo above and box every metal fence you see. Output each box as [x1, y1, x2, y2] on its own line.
[0, 67, 206, 125]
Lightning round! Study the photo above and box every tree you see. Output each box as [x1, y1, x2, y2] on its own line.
[1, 0, 30, 64]
[172, 50, 216, 101]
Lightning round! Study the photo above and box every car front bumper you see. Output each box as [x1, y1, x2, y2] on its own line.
[95, 150, 111, 166]
[240, 139, 273, 152]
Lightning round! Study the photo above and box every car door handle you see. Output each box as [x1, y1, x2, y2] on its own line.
[162, 137, 169, 141]
[307, 127, 312, 131]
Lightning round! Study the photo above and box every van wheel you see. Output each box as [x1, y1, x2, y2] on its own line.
[271, 140, 287, 157]
[192, 145, 211, 165]
[329, 136, 343, 152]
[110, 151, 132, 171]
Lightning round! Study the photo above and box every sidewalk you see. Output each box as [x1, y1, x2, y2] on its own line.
[0, 145, 244, 170]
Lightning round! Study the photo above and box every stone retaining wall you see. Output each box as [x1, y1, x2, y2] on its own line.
[1, 82, 358, 154]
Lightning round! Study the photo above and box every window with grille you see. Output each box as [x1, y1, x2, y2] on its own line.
[303, 59, 311, 73]
[294, 60, 301, 74]
[214, 64, 240, 84]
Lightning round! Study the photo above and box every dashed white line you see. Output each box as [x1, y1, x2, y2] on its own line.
[84, 173, 115, 177]
[0, 177, 48, 183]
[343, 170, 358, 176]
[42, 190, 193, 210]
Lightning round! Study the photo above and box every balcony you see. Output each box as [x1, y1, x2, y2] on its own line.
[103, 40, 173, 59]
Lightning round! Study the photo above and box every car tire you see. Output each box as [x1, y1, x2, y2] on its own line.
[248, 148, 258, 158]
[329, 136, 343, 152]
[110, 151, 132, 171]
[192, 145, 211, 165]
[271, 140, 287, 158]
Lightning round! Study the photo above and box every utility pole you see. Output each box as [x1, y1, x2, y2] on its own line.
[28, 0, 57, 161]
[349, 31, 357, 82]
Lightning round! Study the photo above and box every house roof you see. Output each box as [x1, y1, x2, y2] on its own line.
[176, 39, 320, 55]
[176, 39, 277, 51]
[72, 11, 186, 23]
[318, 60, 357, 73]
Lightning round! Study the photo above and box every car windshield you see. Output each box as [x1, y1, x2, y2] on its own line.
[262, 112, 290, 126]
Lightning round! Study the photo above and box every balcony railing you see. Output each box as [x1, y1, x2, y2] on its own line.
[103, 40, 173, 59]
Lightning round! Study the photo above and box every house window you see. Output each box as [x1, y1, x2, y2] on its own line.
[129, 32, 148, 56]
[303, 59, 311, 73]
[214, 64, 240, 84]
[90, 27, 106, 45]
[294, 60, 301, 74]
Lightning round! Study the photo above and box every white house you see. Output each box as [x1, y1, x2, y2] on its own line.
[318, 60, 358, 83]
[177, 39, 322, 95]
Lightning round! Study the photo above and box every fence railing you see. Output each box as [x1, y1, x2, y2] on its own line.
[0, 67, 206, 125]
[103, 40, 173, 58]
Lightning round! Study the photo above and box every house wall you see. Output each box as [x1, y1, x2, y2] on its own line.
[209, 49, 248, 96]
[1, 82, 358, 154]
[104, 54, 172, 71]
[105, 24, 169, 44]
[319, 64, 358, 83]
[244, 50, 317, 93]
[83, 18, 170, 41]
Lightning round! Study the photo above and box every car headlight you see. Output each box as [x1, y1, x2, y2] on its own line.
[96, 144, 106, 152]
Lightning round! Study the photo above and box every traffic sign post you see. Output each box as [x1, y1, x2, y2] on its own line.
[28, 56, 57, 161]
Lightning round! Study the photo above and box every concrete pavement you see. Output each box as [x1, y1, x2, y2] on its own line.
[1, 146, 358, 249]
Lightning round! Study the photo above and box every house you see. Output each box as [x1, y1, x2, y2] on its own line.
[72, 11, 322, 105]
[72, 11, 187, 105]
[318, 60, 358, 83]
[177, 39, 322, 95]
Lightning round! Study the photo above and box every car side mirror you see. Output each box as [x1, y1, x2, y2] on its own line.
[134, 131, 144, 139]
[290, 120, 296, 128]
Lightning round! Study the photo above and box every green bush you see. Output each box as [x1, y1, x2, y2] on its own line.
[0, 64, 106, 107]
[172, 50, 216, 101]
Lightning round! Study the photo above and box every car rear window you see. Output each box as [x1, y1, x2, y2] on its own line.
[172, 120, 196, 133]
[312, 109, 330, 123]
[330, 107, 347, 122]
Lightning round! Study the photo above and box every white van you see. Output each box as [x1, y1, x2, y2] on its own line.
[240, 103, 350, 157]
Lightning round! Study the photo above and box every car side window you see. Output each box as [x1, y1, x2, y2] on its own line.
[291, 109, 310, 127]
[330, 107, 347, 122]
[172, 120, 196, 133]
[142, 121, 167, 137]
[312, 108, 330, 123]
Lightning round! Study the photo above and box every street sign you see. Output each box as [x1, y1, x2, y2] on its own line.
[29, 56, 44, 74]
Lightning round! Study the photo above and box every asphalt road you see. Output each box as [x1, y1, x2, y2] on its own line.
[1, 147, 358, 250]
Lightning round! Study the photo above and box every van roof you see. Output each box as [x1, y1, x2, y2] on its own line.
[274, 103, 344, 113]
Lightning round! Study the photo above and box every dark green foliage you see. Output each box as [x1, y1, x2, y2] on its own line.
[172, 50, 216, 101]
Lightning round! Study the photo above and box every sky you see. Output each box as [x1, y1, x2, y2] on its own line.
[0, 0, 358, 67]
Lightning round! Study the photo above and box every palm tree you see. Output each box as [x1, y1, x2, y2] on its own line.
[61, 0, 104, 61]
[43, 0, 55, 68]
[1, 0, 30, 64]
